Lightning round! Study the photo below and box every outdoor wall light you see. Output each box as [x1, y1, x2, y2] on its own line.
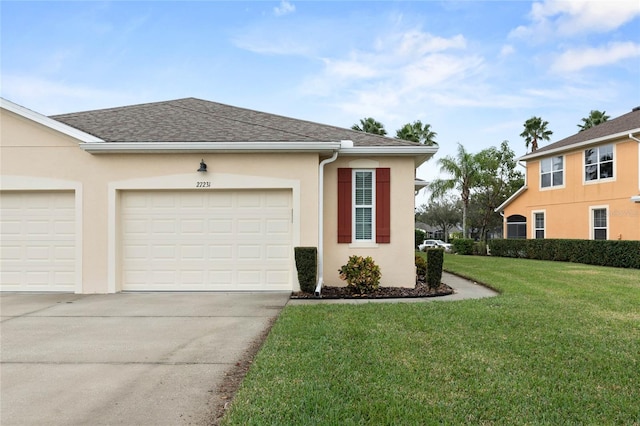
[197, 159, 207, 172]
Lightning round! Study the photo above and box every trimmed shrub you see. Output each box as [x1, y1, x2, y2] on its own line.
[488, 239, 640, 269]
[426, 248, 444, 289]
[415, 229, 426, 249]
[452, 238, 475, 255]
[415, 255, 427, 278]
[294, 247, 317, 293]
[338, 255, 381, 293]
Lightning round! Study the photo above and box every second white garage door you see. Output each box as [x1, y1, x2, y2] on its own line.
[120, 190, 293, 291]
[0, 191, 76, 292]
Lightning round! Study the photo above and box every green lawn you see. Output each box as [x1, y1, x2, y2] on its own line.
[221, 255, 640, 425]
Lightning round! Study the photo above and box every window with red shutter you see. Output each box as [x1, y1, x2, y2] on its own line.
[337, 167, 390, 244]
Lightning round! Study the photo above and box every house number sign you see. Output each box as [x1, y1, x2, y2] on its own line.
[196, 181, 211, 188]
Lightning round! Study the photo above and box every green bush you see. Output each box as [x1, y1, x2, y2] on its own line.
[488, 239, 640, 269]
[338, 255, 381, 293]
[294, 247, 317, 293]
[473, 241, 488, 256]
[415, 255, 427, 278]
[426, 248, 444, 289]
[452, 238, 474, 255]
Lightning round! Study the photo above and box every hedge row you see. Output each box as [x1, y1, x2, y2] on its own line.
[451, 239, 475, 255]
[488, 239, 640, 269]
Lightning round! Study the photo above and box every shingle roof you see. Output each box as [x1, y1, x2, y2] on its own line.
[523, 107, 640, 159]
[50, 97, 420, 148]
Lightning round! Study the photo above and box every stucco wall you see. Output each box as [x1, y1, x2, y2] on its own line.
[503, 136, 640, 240]
[1, 108, 321, 292]
[322, 156, 417, 288]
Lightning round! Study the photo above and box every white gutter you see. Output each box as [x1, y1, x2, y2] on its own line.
[314, 141, 347, 296]
[80, 141, 342, 153]
[340, 146, 437, 167]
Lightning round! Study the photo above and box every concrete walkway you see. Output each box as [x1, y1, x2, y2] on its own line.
[287, 271, 498, 305]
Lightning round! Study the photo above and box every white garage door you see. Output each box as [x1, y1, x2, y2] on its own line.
[120, 190, 293, 291]
[0, 191, 76, 292]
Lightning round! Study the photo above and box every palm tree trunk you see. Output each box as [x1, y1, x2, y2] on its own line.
[462, 202, 468, 239]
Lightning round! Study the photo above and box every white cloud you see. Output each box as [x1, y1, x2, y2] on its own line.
[0, 75, 136, 115]
[294, 29, 492, 130]
[232, 34, 311, 56]
[551, 41, 640, 72]
[510, 0, 640, 39]
[322, 57, 380, 80]
[500, 44, 515, 57]
[274, 0, 295, 17]
[392, 31, 466, 56]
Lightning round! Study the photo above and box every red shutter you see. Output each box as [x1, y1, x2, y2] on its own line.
[337, 168, 352, 243]
[376, 168, 391, 243]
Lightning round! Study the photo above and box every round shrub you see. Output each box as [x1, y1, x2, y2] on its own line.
[338, 255, 381, 293]
[415, 255, 427, 278]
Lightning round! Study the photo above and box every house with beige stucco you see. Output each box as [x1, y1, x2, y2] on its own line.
[497, 107, 640, 241]
[0, 97, 436, 294]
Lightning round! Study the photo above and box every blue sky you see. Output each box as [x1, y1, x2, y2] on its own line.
[2, 1, 639, 204]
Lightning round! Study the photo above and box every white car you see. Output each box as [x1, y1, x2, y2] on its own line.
[419, 239, 453, 252]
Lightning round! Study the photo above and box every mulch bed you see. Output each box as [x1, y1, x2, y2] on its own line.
[291, 280, 454, 299]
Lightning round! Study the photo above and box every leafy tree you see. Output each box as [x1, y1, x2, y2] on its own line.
[578, 110, 610, 132]
[520, 116, 552, 152]
[351, 117, 387, 136]
[415, 197, 461, 242]
[429, 144, 479, 238]
[395, 120, 438, 145]
[468, 141, 524, 241]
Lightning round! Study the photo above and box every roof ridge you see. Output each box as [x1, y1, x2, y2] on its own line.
[166, 99, 319, 142]
[168, 98, 406, 144]
[50, 97, 199, 118]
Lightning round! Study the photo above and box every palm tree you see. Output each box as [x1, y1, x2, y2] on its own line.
[351, 117, 387, 136]
[429, 143, 478, 238]
[520, 116, 552, 152]
[578, 110, 610, 132]
[395, 120, 438, 145]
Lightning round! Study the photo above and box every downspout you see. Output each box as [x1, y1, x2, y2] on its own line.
[314, 147, 341, 297]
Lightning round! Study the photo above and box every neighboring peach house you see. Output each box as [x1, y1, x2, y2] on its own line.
[0, 98, 436, 293]
[497, 107, 640, 241]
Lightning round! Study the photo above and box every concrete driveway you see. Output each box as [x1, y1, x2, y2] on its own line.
[0, 292, 290, 426]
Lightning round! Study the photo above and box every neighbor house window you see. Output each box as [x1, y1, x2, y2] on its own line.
[540, 156, 564, 188]
[534, 212, 545, 239]
[585, 145, 614, 182]
[337, 168, 390, 244]
[506, 215, 527, 239]
[592, 208, 608, 240]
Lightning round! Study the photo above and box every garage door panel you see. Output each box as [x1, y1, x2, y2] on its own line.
[208, 245, 233, 260]
[267, 245, 290, 260]
[152, 219, 177, 234]
[121, 190, 292, 291]
[237, 219, 262, 234]
[0, 192, 76, 292]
